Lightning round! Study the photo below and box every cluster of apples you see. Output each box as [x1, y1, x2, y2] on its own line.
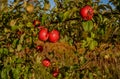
[33, 5, 94, 78]
[79, 5, 94, 21]
[42, 58, 59, 77]
[33, 20, 60, 43]
[33, 20, 59, 77]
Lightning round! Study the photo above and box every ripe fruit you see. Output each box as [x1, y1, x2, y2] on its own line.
[52, 68, 59, 77]
[49, 30, 60, 43]
[42, 58, 51, 67]
[38, 28, 49, 41]
[36, 45, 43, 52]
[80, 5, 94, 20]
[33, 20, 40, 27]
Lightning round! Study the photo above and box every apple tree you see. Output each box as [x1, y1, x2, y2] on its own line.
[0, 0, 120, 79]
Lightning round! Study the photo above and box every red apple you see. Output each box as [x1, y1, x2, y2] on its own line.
[52, 68, 59, 77]
[33, 20, 40, 27]
[49, 30, 60, 43]
[36, 45, 43, 52]
[80, 5, 94, 20]
[42, 58, 51, 67]
[38, 28, 49, 41]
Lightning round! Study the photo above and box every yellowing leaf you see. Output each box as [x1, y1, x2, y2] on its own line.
[10, 20, 16, 26]
[44, 3, 50, 10]
[26, 4, 34, 13]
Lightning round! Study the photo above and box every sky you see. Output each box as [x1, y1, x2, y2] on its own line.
[8, 0, 111, 9]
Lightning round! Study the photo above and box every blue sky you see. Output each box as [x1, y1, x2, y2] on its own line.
[8, 0, 110, 8]
[8, 0, 109, 4]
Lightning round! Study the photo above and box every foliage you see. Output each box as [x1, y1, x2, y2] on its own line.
[0, 0, 120, 79]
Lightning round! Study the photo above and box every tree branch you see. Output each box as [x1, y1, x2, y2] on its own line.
[50, 17, 81, 24]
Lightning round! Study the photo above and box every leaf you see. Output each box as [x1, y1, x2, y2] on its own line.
[81, 40, 88, 48]
[3, 48, 9, 55]
[44, 3, 51, 10]
[82, 21, 93, 32]
[9, 47, 14, 53]
[18, 23, 24, 29]
[82, 22, 88, 32]
[12, 67, 20, 79]
[63, 10, 71, 21]
[4, 28, 10, 33]
[86, 37, 93, 43]
[89, 40, 98, 50]
[12, 39, 19, 48]
[19, 33, 25, 44]
[1, 69, 8, 79]
[0, 48, 9, 57]
[72, 7, 78, 12]
[89, 73, 93, 79]
[98, 14, 103, 23]
[41, 14, 48, 25]
[58, 13, 64, 22]
[10, 19, 17, 26]
[88, 21, 94, 32]
[105, 65, 110, 73]
[26, 22, 33, 28]
[91, 32, 95, 38]
[17, 44, 22, 51]
[11, 25, 18, 31]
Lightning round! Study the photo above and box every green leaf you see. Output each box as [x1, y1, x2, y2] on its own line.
[89, 73, 93, 79]
[81, 40, 88, 48]
[9, 47, 14, 53]
[18, 23, 24, 29]
[57, 12, 64, 22]
[105, 65, 110, 73]
[82, 22, 88, 31]
[19, 33, 25, 44]
[82, 21, 93, 32]
[12, 67, 20, 79]
[3, 48, 9, 55]
[98, 14, 103, 23]
[89, 40, 98, 50]
[63, 10, 71, 21]
[86, 37, 93, 43]
[91, 32, 95, 38]
[17, 44, 22, 51]
[11, 25, 18, 31]
[12, 39, 19, 48]
[4, 28, 10, 33]
[28, 37, 33, 47]
[0, 48, 9, 56]
[0, 48, 3, 54]
[41, 14, 48, 25]
[1, 69, 8, 79]
[26, 22, 33, 28]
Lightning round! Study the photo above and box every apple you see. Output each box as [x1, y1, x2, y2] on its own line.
[52, 68, 59, 77]
[38, 28, 49, 41]
[42, 58, 51, 67]
[33, 20, 40, 27]
[36, 45, 43, 52]
[49, 30, 60, 43]
[80, 5, 94, 20]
